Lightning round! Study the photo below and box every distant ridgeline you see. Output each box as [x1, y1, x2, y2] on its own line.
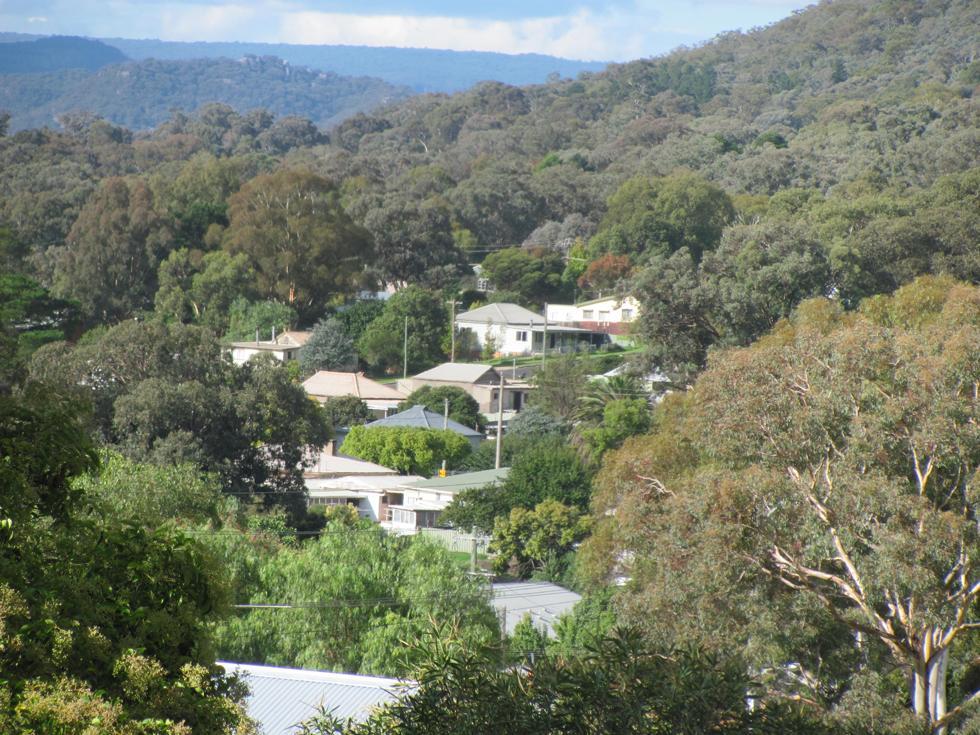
[100, 38, 609, 93]
[0, 51, 413, 132]
[0, 35, 127, 73]
[0, 33, 605, 132]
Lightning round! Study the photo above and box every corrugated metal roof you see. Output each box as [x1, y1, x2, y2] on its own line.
[219, 662, 403, 733]
[490, 582, 582, 637]
[411, 362, 497, 384]
[401, 467, 509, 493]
[366, 405, 483, 437]
[456, 303, 545, 326]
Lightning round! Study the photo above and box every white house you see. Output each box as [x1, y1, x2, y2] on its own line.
[455, 302, 605, 357]
[382, 467, 510, 532]
[306, 474, 424, 521]
[228, 330, 311, 366]
[546, 295, 639, 336]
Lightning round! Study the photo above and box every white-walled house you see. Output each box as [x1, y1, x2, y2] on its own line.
[228, 330, 311, 366]
[455, 303, 605, 357]
[546, 296, 639, 336]
[306, 474, 424, 521]
[382, 468, 510, 532]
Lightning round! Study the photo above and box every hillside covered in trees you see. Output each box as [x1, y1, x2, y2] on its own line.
[0, 35, 127, 73]
[0, 0, 975, 369]
[0, 0, 978, 730]
[0, 53, 411, 132]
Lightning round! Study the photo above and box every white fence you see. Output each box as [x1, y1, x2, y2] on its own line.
[417, 527, 492, 555]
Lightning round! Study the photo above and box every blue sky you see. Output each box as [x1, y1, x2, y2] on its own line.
[0, 1, 813, 61]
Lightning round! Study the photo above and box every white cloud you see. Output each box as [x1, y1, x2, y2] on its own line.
[159, 3, 261, 41]
[276, 8, 663, 61]
[0, 1, 812, 62]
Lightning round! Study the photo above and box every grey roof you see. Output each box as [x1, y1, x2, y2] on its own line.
[456, 302, 545, 327]
[219, 662, 402, 733]
[366, 405, 483, 437]
[490, 582, 582, 637]
[411, 362, 497, 384]
[401, 467, 509, 493]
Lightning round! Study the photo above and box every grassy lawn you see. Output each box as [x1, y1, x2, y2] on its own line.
[446, 550, 492, 572]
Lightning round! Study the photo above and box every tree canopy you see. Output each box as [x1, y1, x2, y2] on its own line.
[223, 169, 373, 323]
[586, 277, 980, 732]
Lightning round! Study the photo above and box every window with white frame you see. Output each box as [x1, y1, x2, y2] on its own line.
[621, 308, 633, 320]
[516, 330, 528, 342]
[582, 309, 594, 319]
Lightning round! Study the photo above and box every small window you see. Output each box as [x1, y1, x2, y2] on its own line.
[582, 309, 594, 319]
[621, 308, 633, 320]
[599, 310, 610, 320]
[516, 330, 528, 342]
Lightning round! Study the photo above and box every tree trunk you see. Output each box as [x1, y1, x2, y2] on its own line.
[928, 646, 948, 734]
[914, 665, 928, 720]
[913, 630, 950, 734]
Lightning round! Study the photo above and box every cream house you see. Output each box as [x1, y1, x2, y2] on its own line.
[546, 296, 639, 335]
[228, 330, 311, 366]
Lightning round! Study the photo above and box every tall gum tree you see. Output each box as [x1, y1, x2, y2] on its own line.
[222, 169, 373, 323]
[589, 276, 980, 732]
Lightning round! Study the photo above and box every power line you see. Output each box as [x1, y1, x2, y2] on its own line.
[230, 583, 580, 611]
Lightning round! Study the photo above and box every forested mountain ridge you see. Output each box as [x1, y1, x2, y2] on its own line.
[0, 31, 608, 94]
[0, 55, 412, 132]
[0, 0, 975, 355]
[0, 35, 127, 73]
[103, 37, 609, 94]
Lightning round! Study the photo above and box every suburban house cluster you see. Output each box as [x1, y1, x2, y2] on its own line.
[225, 297, 639, 534]
[220, 300, 623, 730]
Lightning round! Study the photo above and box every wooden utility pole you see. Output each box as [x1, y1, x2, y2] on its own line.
[403, 316, 408, 379]
[494, 373, 505, 469]
[542, 302, 548, 369]
[448, 297, 460, 362]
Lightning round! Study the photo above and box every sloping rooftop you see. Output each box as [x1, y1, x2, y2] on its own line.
[303, 371, 406, 401]
[411, 362, 497, 384]
[307, 474, 425, 492]
[305, 451, 398, 477]
[366, 405, 483, 437]
[401, 467, 509, 493]
[490, 581, 582, 637]
[456, 302, 544, 327]
[228, 340, 295, 351]
[276, 330, 312, 346]
[219, 662, 401, 732]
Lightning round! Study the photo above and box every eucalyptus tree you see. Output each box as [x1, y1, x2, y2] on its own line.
[587, 276, 980, 732]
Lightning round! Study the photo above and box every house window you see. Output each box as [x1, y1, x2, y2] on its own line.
[516, 330, 528, 342]
[621, 308, 633, 320]
[582, 309, 594, 319]
[599, 310, 610, 321]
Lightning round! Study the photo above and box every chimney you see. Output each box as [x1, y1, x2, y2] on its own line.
[271, 325, 277, 342]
